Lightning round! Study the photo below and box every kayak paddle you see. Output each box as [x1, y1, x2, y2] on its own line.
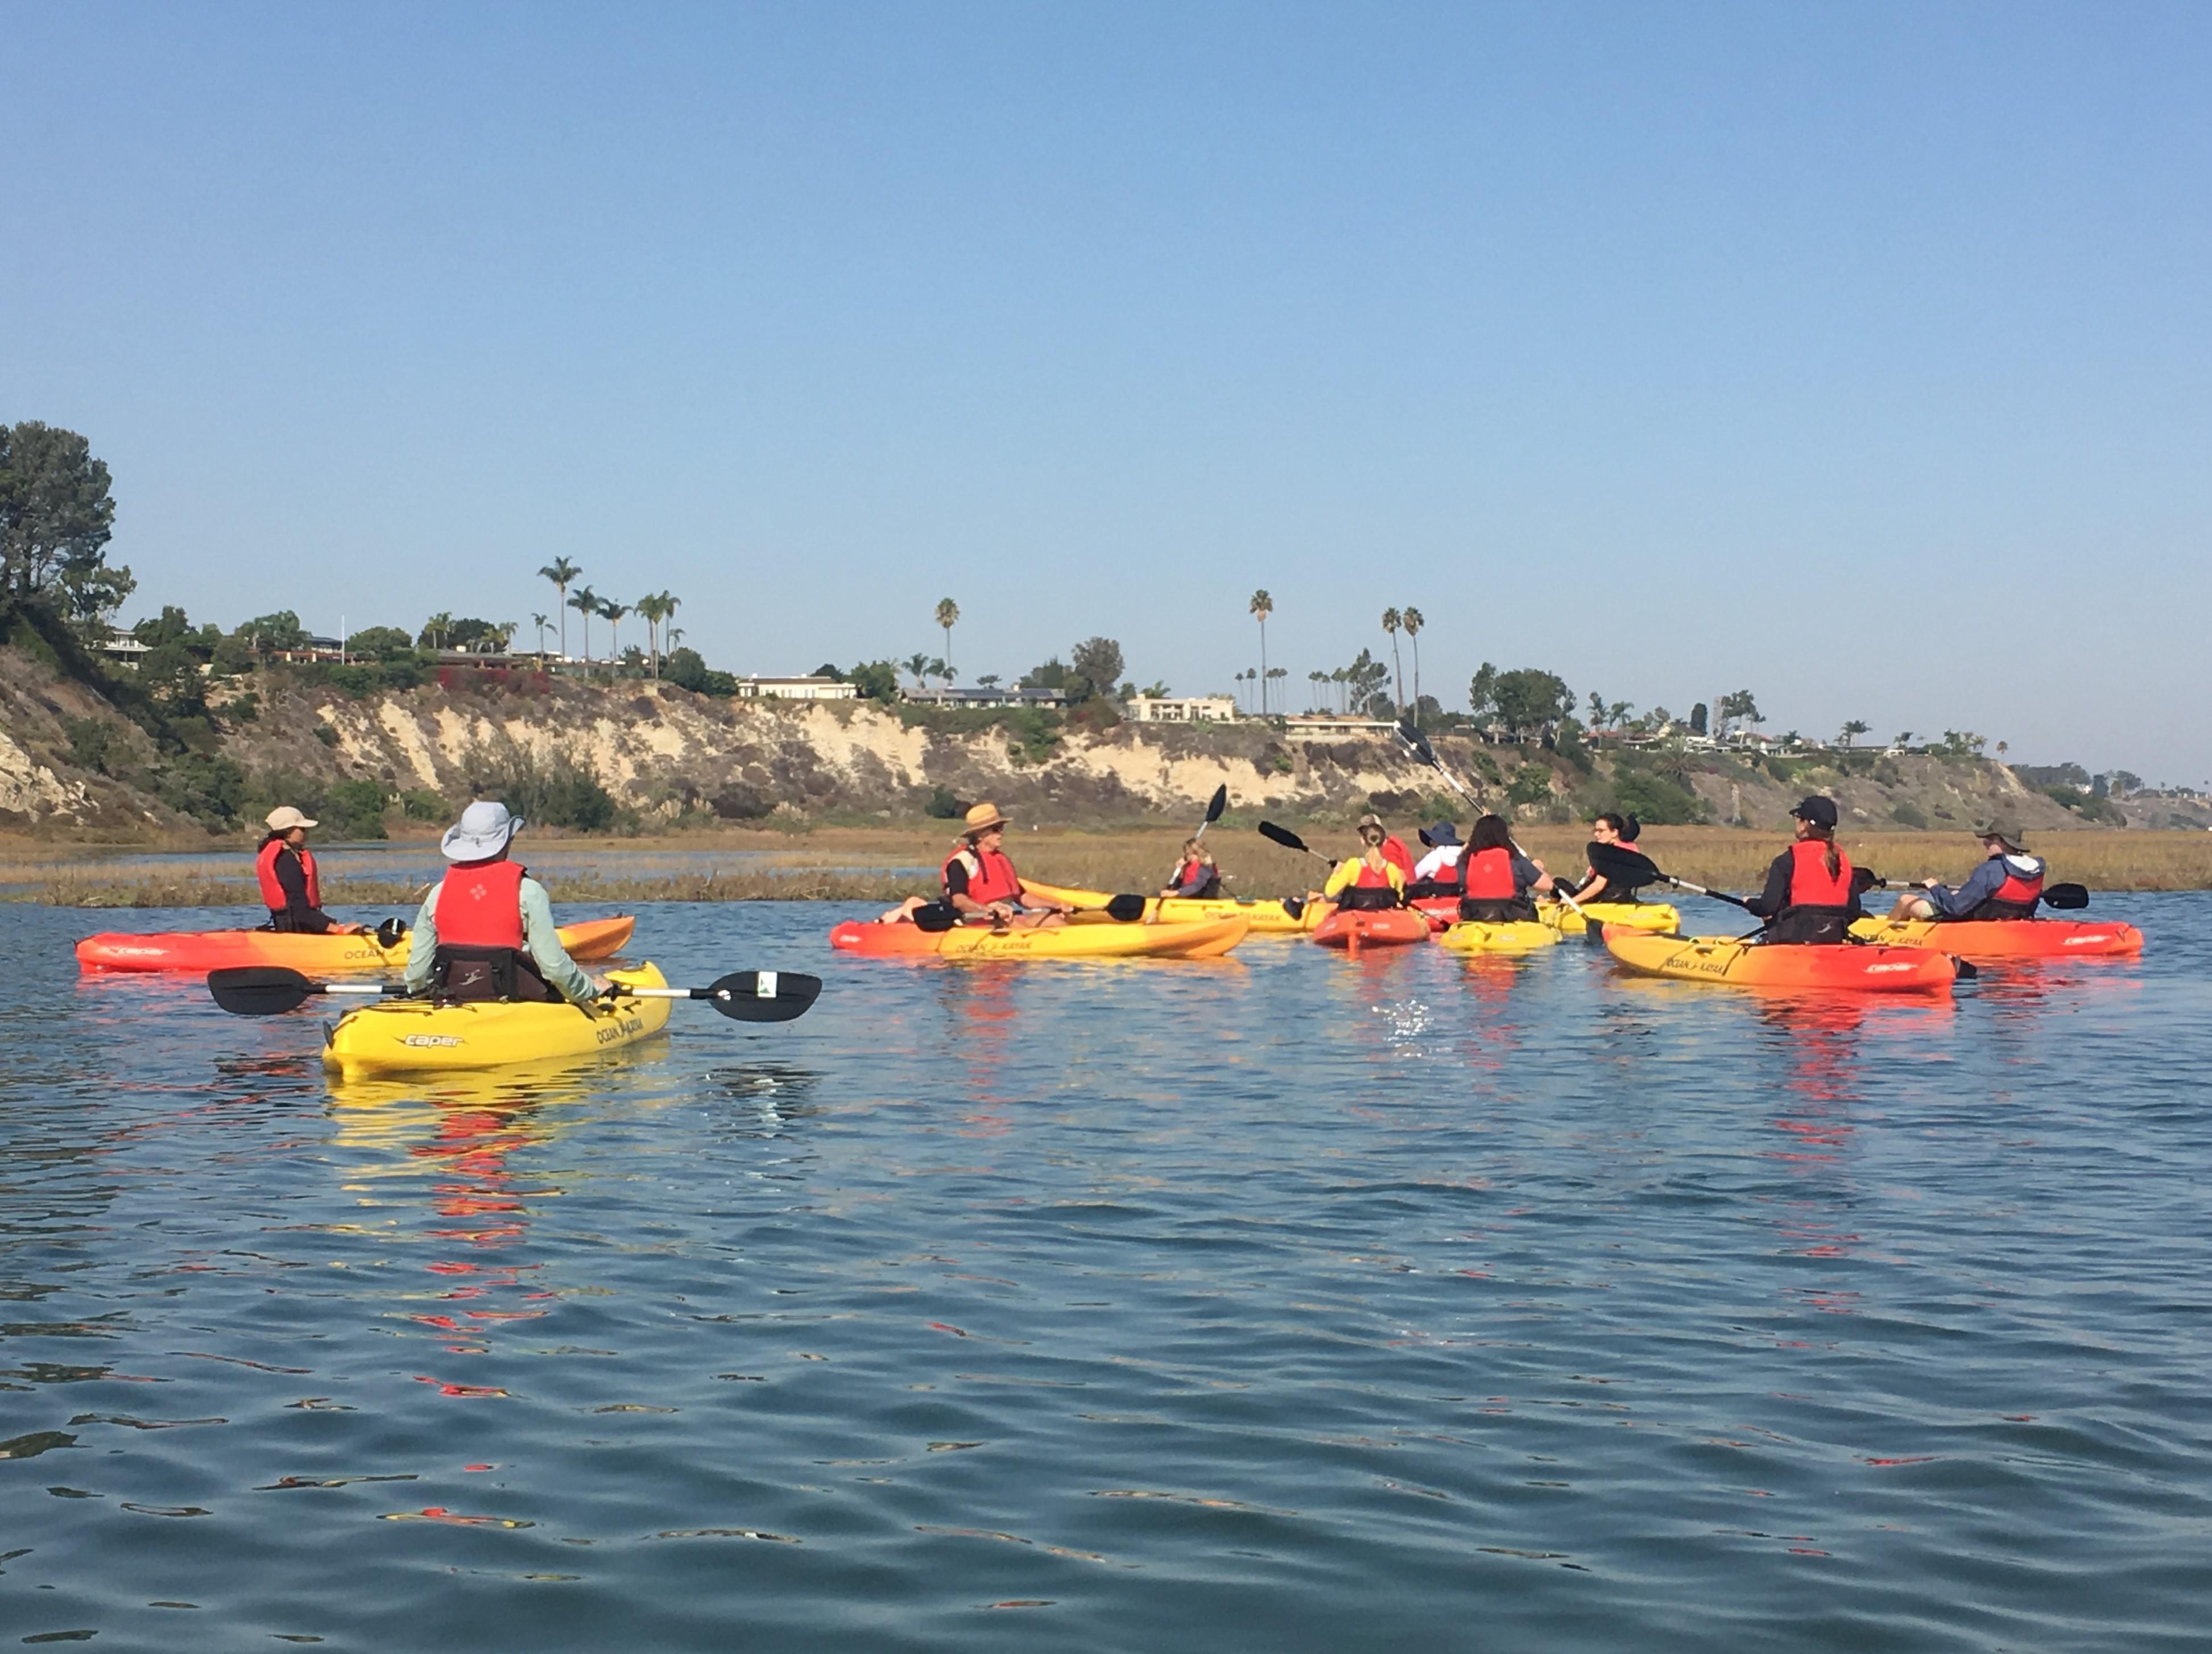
[1586, 842, 1762, 915]
[1258, 821, 1334, 864]
[1866, 877, 2089, 911]
[1395, 722, 1590, 929]
[208, 966, 823, 1022]
[1194, 784, 1229, 841]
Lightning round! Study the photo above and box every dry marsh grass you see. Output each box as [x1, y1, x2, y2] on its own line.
[15, 824, 2208, 907]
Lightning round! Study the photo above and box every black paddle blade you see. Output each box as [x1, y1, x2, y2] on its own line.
[1280, 896, 1306, 920]
[909, 902, 961, 933]
[1396, 719, 1437, 766]
[2042, 883, 2090, 910]
[208, 966, 317, 1016]
[699, 971, 822, 1023]
[1258, 821, 1313, 855]
[1204, 784, 1229, 825]
[1586, 842, 1663, 884]
[1105, 894, 1149, 922]
[1954, 958, 1980, 981]
[374, 916, 410, 951]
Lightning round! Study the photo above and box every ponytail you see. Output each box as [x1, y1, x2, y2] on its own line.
[1816, 827, 1839, 881]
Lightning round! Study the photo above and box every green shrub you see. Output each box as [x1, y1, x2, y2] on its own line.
[1506, 764, 1554, 808]
[400, 788, 446, 821]
[313, 725, 339, 747]
[1611, 767, 1707, 826]
[65, 717, 117, 776]
[150, 751, 248, 826]
[469, 750, 618, 832]
[324, 778, 390, 840]
[925, 784, 962, 819]
[1891, 801, 1928, 828]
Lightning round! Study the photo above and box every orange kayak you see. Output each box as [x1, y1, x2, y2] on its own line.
[828, 915, 1247, 961]
[1311, 908, 1431, 950]
[1847, 916, 2143, 958]
[1602, 925, 1958, 993]
[75, 915, 636, 974]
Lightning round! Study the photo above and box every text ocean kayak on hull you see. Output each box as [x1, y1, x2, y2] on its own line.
[829, 916, 1247, 960]
[77, 916, 637, 975]
[1601, 925, 1960, 993]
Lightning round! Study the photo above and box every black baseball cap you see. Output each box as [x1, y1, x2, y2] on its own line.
[1789, 796, 1838, 829]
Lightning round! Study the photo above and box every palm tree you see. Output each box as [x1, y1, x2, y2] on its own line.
[903, 652, 933, 690]
[1401, 607, 1423, 717]
[422, 611, 455, 652]
[1308, 668, 1326, 711]
[632, 594, 665, 675]
[1331, 665, 1347, 713]
[599, 599, 631, 669]
[935, 598, 960, 672]
[930, 657, 952, 688]
[531, 613, 551, 663]
[1248, 590, 1274, 716]
[539, 558, 582, 658]
[1380, 609, 1404, 712]
[568, 585, 598, 663]
[1839, 719, 1870, 749]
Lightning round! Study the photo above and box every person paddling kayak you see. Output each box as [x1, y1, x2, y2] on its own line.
[1456, 813, 1553, 922]
[1161, 837, 1223, 899]
[1562, 812, 1652, 906]
[942, 803, 1073, 927]
[255, 807, 363, 935]
[1410, 821, 1464, 892]
[1366, 813, 1416, 883]
[1743, 796, 1863, 944]
[1316, 816, 1408, 910]
[400, 801, 598, 1003]
[1884, 821, 2046, 921]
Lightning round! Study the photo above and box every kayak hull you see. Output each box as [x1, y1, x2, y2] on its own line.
[1602, 926, 1957, 993]
[1014, 879, 1317, 934]
[828, 916, 1248, 960]
[1439, 920, 1560, 954]
[1310, 908, 1431, 950]
[322, 964, 672, 1076]
[77, 915, 636, 975]
[1847, 916, 2144, 958]
[1541, 900, 1679, 936]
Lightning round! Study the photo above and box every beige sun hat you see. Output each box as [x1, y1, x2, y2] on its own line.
[264, 806, 318, 832]
[961, 801, 1011, 837]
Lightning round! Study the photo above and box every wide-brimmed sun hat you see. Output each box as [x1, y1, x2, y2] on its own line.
[264, 805, 318, 832]
[961, 801, 1011, 837]
[441, 800, 524, 862]
[1422, 820, 1459, 847]
[1975, 818, 2027, 852]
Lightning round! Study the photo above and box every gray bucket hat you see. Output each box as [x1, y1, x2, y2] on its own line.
[1975, 818, 2027, 853]
[440, 800, 523, 862]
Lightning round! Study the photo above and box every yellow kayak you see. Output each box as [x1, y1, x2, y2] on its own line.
[829, 915, 1247, 960]
[1016, 879, 1317, 935]
[323, 964, 673, 1076]
[1539, 901, 1678, 936]
[1438, 920, 1561, 954]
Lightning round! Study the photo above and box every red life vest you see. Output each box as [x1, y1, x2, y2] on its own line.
[1461, 846, 1517, 900]
[1380, 836, 1415, 879]
[435, 858, 528, 949]
[255, 840, 319, 911]
[1429, 848, 1464, 888]
[943, 846, 1023, 906]
[1784, 839, 1854, 907]
[1992, 863, 2044, 907]
[1173, 857, 1204, 887]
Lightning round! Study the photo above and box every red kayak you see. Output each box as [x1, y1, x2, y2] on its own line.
[1311, 908, 1432, 951]
[76, 915, 636, 974]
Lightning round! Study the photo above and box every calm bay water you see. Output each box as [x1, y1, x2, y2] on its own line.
[4, 896, 2209, 1651]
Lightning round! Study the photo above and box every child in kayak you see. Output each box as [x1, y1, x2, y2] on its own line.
[255, 807, 364, 936]
[1161, 838, 1223, 899]
[1316, 817, 1408, 910]
[1744, 796, 1863, 944]
[402, 801, 598, 1003]
[1884, 822, 2046, 921]
[1456, 813, 1553, 922]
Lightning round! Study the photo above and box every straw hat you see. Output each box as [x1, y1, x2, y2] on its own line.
[961, 801, 1011, 837]
[441, 800, 523, 861]
[264, 805, 318, 832]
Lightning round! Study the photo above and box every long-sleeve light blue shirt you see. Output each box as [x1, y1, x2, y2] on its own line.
[401, 872, 596, 1003]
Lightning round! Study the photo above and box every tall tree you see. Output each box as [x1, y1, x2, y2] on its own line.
[1839, 719, 1870, 749]
[568, 585, 598, 663]
[0, 422, 130, 628]
[1380, 609, 1404, 711]
[599, 598, 630, 664]
[1070, 636, 1124, 700]
[539, 558, 581, 658]
[1248, 590, 1274, 715]
[935, 598, 960, 673]
[531, 613, 551, 661]
[419, 611, 455, 651]
[1400, 607, 1424, 717]
[903, 651, 933, 689]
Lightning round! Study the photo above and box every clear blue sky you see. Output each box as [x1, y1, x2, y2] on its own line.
[7, 2, 2208, 784]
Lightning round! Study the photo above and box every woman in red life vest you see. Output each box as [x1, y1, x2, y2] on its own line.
[1744, 796, 1864, 944]
[1160, 838, 1223, 900]
[254, 806, 362, 934]
[1561, 812, 1655, 907]
[941, 803, 1073, 927]
[1456, 813, 1553, 923]
[1886, 821, 2047, 921]
[1356, 813, 1416, 883]
[400, 801, 598, 1003]
[1317, 816, 1408, 911]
